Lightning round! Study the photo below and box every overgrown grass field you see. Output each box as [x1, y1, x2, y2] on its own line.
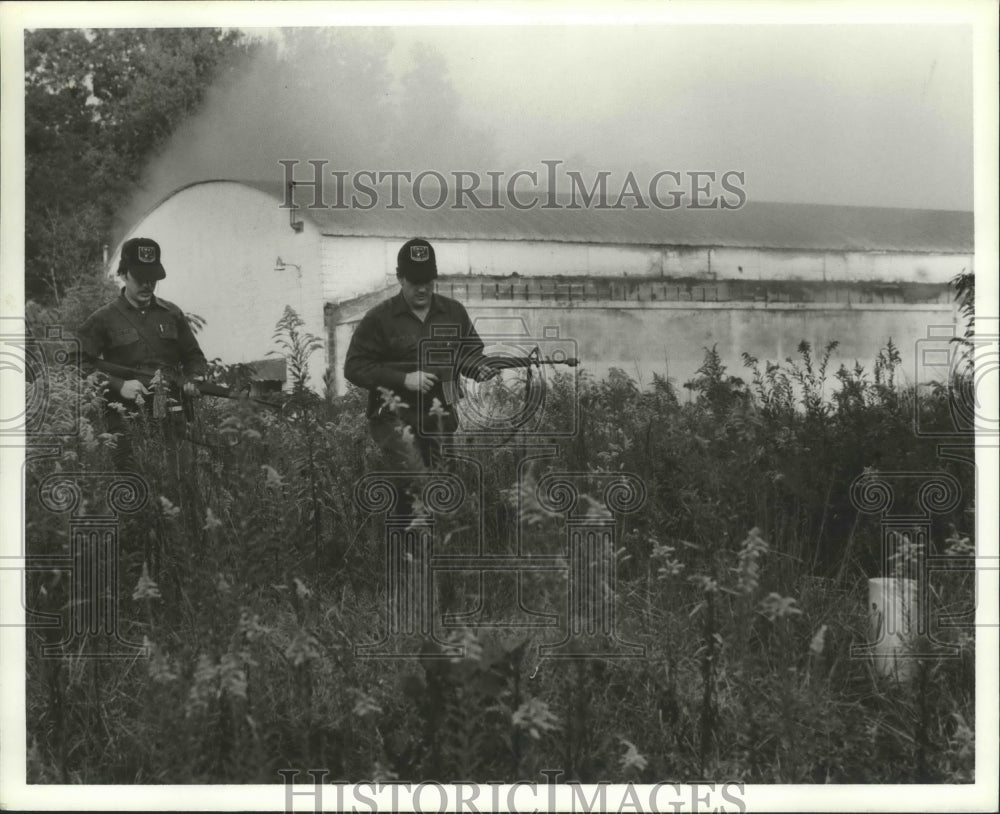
[23, 295, 976, 785]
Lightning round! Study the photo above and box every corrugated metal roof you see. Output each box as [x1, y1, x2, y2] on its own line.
[175, 180, 974, 254]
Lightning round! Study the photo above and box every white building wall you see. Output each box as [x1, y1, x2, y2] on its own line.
[320, 237, 477, 300]
[116, 181, 969, 391]
[709, 248, 968, 283]
[113, 182, 328, 373]
[464, 240, 665, 277]
[330, 295, 958, 398]
[319, 236, 687, 291]
[320, 236, 392, 303]
[319, 235, 970, 305]
[662, 248, 711, 275]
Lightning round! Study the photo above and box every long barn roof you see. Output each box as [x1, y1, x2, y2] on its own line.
[169, 180, 974, 254]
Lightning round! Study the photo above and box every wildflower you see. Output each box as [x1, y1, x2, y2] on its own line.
[144, 637, 178, 684]
[203, 507, 224, 531]
[293, 577, 312, 600]
[149, 370, 167, 418]
[352, 691, 383, 718]
[261, 465, 285, 489]
[79, 419, 98, 453]
[949, 712, 975, 761]
[657, 559, 685, 579]
[428, 398, 450, 419]
[580, 493, 609, 518]
[216, 573, 232, 594]
[285, 630, 320, 667]
[377, 386, 409, 414]
[445, 628, 484, 663]
[157, 496, 180, 522]
[735, 527, 769, 595]
[512, 698, 560, 740]
[219, 416, 241, 437]
[945, 531, 975, 557]
[759, 592, 802, 621]
[238, 610, 271, 641]
[97, 432, 118, 448]
[809, 624, 828, 656]
[650, 541, 676, 560]
[888, 531, 925, 577]
[505, 472, 558, 527]
[619, 738, 649, 773]
[689, 574, 719, 595]
[372, 761, 399, 782]
[132, 562, 161, 601]
[186, 654, 220, 716]
[595, 449, 615, 468]
[652, 542, 684, 578]
[219, 652, 248, 699]
[397, 423, 416, 445]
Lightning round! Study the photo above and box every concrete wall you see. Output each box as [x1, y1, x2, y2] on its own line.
[329, 290, 958, 397]
[322, 235, 967, 397]
[118, 182, 968, 392]
[318, 235, 970, 296]
[709, 248, 966, 283]
[320, 236, 398, 303]
[114, 182, 329, 375]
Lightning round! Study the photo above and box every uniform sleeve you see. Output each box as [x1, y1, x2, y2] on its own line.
[343, 311, 407, 391]
[75, 311, 125, 395]
[174, 309, 208, 377]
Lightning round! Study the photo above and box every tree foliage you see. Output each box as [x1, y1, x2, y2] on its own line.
[24, 28, 495, 306]
[24, 28, 253, 303]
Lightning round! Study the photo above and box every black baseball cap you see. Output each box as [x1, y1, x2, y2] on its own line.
[396, 238, 438, 283]
[118, 237, 166, 280]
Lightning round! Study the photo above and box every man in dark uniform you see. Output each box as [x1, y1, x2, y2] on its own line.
[344, 237, 495, 471]
[77, 237, 208, 471]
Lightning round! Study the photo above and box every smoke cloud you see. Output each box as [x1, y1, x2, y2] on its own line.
[118, 28, 502, 238]
[119, 22, 973, 239]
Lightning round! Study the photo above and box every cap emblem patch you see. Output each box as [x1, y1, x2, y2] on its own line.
[138, 246, 157, 263]
[410, 245, 430, 262]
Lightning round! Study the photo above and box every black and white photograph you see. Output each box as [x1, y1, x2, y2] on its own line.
[1, 2, 997, 811]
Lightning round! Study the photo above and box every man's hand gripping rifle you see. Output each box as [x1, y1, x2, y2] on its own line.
[399, 344, 579, 405]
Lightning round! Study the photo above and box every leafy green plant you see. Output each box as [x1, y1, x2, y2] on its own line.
[22, 322, 976, 784]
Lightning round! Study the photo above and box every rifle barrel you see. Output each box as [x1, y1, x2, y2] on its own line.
[381, 355, 578, 372]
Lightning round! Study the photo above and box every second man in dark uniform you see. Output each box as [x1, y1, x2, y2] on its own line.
[344, 237, 495, 471]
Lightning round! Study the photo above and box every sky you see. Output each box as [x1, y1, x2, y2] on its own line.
[121, 19, 977, 226]
[383, 24, 973, 210]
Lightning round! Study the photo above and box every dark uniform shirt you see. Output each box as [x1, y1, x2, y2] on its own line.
[76, 291, 208, 399]
[344, 292, 486, 419]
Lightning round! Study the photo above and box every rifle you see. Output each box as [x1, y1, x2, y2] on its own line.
[381, 345, 579, 405]
[90, 359, 281, 410]
[474, 345, 580, 375]
[383, 345, 579, 378]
